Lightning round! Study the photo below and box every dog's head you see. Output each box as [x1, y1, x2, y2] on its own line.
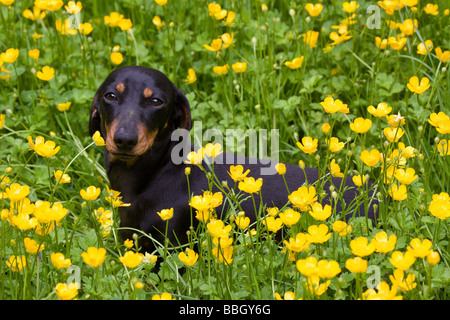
[89, 66, 191, 162]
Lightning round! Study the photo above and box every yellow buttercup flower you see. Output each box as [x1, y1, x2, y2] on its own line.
[284, 57, 304, 69]
[389, 269, 417, 292]
[24, 237, 44, 254]
[296, 136, 318, 154]
[51, 252, 71, 269]
[360, 149, 380, 167]
[56, 101, 71, 112]
[389, 184, 408, 201]
[424, 3, 438, 15]
[80, 186, 101, 201]
[428, 111, 449, 127]
[427, 251, 440, 266]
[23, 6, 47, 21]
[306, 224, 331, 244]
[27, 136, 60, 157]
[157, 208, 174, 220]
[65, 1, 82, 14]
[332, 220, 352, 236]
[28, 49, 40, 61]
[119, 251, 144, 268]
[329, 31, 352, 46]
[221, 32, 234, 49]
[407, 238, 433, 258]
[263, 216, 283, 233]
[302, 30, 319, 48]
[388, 36, 407, 50]
[437, 139, 450, 156]
[436, 47, 450, 63]
[389, 251, 416, 271]
[118, 18, 132, 31]
[212, 246, 233, 265]
[36, 66, 55, 81]
[81, 247, 107, 267]
[296, 256, 319, 277]
[1, 48, 19, 64]
[384, 127, 405, 143]
[342, 1, 359, 13]
[417, 40, 433, 55]
[178, 248, 199, 267]
[204, 38, 222, 52]
[275, 163, 286, 175]
[330, 159, 344, 178]
[207, 219, 232, 238]
[92, 131, 105, 146]
[104, 12, 124, 27]
[288, 186, 317, 211]
[317, 259, 341, 278]
[361, 281, 402, 300]
[110, 52, 123, 65]
[352, 174, 367, 187]
[350, 117, 372, 134]
[375, 37, 388, 49]
[235, 214, 250, 230]
[34, 0, 64, 11]
[394, 168, 418, 185]
[305, 276, 330, 296]
[185, 68, 197, 84]
[155, 0, 167, 6]
[305, 3, 323, 16]
[232, 61, 247, 73]
[5, 183, 30, 202]
[34, 200, 67, 224]
[326, 137, 345, 153]
[407, 76, 430, 95]
[152, 15, 165, 30]
[275, 291, 300, 300]
[367, 102, 392, 117]
[204, 142, 222, 158]
[213, 64, 229, 75]
[55, 19, 77, 35]
[284, 233, 309, 252]
[185, 148, 204, 165]
[345, 257, 367, 273]
[6, 255, 27, 272]
[238, 177, 263, 194]
[152, 292, 175, 300]
[223, 11, 235, 27]
[399, 19, 417, 36]
[55, 283, 78, 300]
[350, 236, 376, 257]
[78, 22, 93, 35]
[308, 203, 332, 221]
[320, 97, 349, 114]
[279, 208, 300, 226]
[428, 192, 450, 220]
[374, 231, 397, 253]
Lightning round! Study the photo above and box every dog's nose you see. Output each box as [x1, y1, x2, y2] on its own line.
[114, 129, 138, 152]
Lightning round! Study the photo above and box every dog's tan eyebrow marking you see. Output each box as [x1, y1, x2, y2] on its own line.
[116, 83, 125, 93]
[143, 88, 153, 98]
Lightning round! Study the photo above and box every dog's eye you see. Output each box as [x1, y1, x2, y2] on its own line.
[104, 92, 117, 101]
[150, 98, 163, 106]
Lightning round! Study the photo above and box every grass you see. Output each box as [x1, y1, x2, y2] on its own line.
[0, 0, 449, 300]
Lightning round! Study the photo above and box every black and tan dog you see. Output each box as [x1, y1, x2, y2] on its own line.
[89, 66, 377, 253]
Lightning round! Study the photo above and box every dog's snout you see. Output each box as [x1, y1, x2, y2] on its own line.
[114, 129, 138, 152]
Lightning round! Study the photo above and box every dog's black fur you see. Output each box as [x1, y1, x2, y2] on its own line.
[89, 66, 377, 253]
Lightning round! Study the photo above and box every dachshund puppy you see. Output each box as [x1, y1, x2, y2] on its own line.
[89, 66, 377, 253]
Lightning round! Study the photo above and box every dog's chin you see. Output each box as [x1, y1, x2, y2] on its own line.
[107, 150, 140, 163]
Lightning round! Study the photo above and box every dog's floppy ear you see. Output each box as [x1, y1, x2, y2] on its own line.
[174, 88, 191, 131]
[89, 93, 102, 137]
